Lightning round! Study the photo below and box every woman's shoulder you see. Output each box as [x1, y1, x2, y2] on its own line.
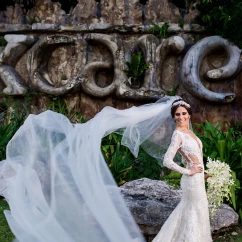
[171, 129, 183, 139]
[173, 129, 183, 135]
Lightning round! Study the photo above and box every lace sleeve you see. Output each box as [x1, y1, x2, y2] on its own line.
[163, 131, 191, 175]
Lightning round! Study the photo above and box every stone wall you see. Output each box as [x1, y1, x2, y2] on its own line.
[0, 0, 198, 25]
[0, 0, 241, 125]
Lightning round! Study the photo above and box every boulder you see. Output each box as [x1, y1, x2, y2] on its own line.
[211, 204, 239, 233]
[120, 178, 239, 238]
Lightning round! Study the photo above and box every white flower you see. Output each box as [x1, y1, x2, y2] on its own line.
[205, 157, 234, 218]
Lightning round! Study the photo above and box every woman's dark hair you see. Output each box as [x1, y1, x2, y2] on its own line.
[171, 99, 192, 118]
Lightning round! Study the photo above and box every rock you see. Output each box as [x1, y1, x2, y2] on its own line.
[211, 204, 239, 233]
[0, 34, 36, 95]
[26, 0, 66, 24]
[120, 178, 239, 237]
[32, 23, 60, 31]
[5, 4, 24, 24]
[4, 34, 35, 45]
[120, 178, 182, 236]
[0, 24, 31, 33]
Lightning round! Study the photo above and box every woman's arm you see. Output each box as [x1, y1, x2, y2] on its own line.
[163, 131, 191, 175]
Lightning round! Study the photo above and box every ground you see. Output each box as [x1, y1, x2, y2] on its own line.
[213, 226, 242, 242]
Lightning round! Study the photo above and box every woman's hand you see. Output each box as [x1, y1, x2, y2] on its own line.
[189, 164, 203, 176]
[204, 173, 212, 181]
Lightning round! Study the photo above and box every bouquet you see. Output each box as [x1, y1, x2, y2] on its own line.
[205, 157, 234, 218]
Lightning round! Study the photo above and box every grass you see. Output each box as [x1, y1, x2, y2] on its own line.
[0, 198, 14, 242]
[0, 196, 242, 241]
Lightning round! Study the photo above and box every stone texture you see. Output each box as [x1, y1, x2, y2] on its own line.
[0, 34, 36, 94]
[0, 0, 199, 26]
[27, 35, 77, 95]
[32, 23, 60, 31]
[120, 178, 239, 238]
[211, 204, 239, 233]
[70, 0, 96, 24]
[26, 0, 66, 24]
[0, 23, 204, 34]
[181, 36, 241, 103]
[0, 30, 239, 124]
[0, 24, 31, 33]
[0, 0, 239, 125]
[5, 4, 24, 24]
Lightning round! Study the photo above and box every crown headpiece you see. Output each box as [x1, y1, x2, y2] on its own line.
[172, 100, 191, 108]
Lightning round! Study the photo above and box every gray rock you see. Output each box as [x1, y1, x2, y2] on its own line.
[120, 178, 239, 237]
[0, 34, 36, 95]
[0, 24, 31, 33]
[120, 178, 182, 235]
[211, 204, 239, 233]
[32, 23, 60, 31]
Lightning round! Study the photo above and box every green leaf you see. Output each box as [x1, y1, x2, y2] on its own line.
[124, 52, 149, 88]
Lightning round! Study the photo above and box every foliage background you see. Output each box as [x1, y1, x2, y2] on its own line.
[196, 0, 242, 49]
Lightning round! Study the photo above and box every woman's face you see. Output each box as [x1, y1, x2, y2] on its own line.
[174, 106, 190, 129]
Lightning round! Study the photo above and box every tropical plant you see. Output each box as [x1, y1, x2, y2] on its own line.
[232, 121, 242, 137]
[149, 21, 170, 38]
[0, 37, 7, 47]
[194, 121, 242, 221]
[101, 133, 133, 185]
[124, 52, 149, 89]
[129, 147, 162, 181]
[167, 84, 179, 96]
[28, 16, 38, 24]
[178, 19, 184, 28]
[161, 170, 182, 187]
[194, 121, 242, 171]
[0, 199, 15, 241]
[0, 100, 30, 160]
[196, 0, 242, 48]
[47, 95, 85, 123]
[101, 132, 164, 185]
[61, 75, 68, 80]
[0, 94, 85, 160]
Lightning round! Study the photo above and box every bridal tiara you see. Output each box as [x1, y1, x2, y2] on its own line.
[172, 100, 191, 108]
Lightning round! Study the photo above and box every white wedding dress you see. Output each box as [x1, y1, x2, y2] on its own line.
[152, 130, 212, 242]
[0, 96, 212, 242]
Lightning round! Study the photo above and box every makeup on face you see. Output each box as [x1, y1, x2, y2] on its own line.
[174, 106, 190, 129]
[175, 112, 187, 117]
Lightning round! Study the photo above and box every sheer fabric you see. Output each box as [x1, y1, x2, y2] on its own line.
[0, 96, 182, 242]
[152, 130, 212, 242]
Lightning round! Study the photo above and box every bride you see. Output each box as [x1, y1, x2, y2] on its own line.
[0, 96, 211, 242]
[152, 99, 212, 242]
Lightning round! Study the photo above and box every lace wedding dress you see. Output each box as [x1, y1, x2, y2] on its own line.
[0, 96, 212, 242]
[152, 130, 212, 242]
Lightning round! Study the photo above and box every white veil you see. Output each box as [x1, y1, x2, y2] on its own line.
[0, 96, 179, 242]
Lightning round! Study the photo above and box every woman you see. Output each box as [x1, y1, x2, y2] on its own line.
[0, 96, 211, 242]
[152, 99, 212, 242]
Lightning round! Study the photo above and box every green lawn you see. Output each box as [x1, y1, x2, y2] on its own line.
[0, 197, 242, 242]
[0, 198, 14, 242]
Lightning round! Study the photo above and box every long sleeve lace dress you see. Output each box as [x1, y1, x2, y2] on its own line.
[152, 130, 212, 242]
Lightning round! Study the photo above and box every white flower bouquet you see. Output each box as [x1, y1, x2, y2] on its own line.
[205, 157, 234, 217]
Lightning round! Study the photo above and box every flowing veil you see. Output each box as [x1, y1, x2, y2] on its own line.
[0, 96, 179, 242]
